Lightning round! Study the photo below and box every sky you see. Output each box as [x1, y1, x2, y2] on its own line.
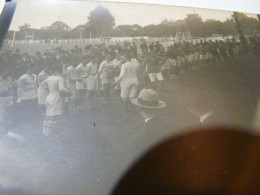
[9, 0, 257, 30]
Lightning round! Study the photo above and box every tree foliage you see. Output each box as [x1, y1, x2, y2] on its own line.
[184, 14, 204, 36]
[47, 21, 71, 39]
[87, 5, 115, 37]
[238, 13, 260, 34]
[18, 23, 31, 32]
[233, 12, 250, 51]
[113, 24, 142, 36]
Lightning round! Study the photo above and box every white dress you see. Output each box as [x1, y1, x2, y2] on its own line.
[37, 71, 49, 105]
[43, 75, 67, 117]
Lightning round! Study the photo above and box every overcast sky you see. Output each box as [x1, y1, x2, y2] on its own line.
[9, 0, 257, 30]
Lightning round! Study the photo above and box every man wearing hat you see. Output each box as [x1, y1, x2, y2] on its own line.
[131, 89, 172, 153]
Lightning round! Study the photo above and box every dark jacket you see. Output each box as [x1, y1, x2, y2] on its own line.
[143, 54, 160, 73]
[131, 116, 173, 158]
[112, 126, 260, 195]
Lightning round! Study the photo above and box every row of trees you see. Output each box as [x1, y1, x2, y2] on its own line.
[7, 5, 260, 40]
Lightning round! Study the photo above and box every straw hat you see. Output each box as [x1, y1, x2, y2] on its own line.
[131, 89, 166, 109]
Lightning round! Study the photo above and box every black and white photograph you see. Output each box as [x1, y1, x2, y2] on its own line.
[0, 0, 260, 194]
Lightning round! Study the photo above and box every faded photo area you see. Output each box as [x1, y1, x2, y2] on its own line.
[0, 0, 260, 194]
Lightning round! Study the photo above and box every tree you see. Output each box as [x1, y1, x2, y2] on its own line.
[233, 12, 249, 52]
[48, 21, 70, 32]
[161, 19, 174, 25]
[238, 13, 259, 34]
[142, 24, 159, 37]
[113, 24, 142, 36]
[16, 23, 32, 40]
[204, 19, 224, 36]
[69, 24, 90, 39]
[184, 14, 204, 37]
[222, 18, 236, 35]
[18, 23, 31, 32]
[35, 27, 49, 41]
[87, 5, 115, 37]
[47, 21, 71, 39]
[156, 19, 176, 36]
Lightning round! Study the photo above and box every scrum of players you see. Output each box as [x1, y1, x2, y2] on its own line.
[0, 36, 260, 136]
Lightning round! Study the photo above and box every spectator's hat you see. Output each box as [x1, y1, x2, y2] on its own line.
[131, 89, 166, 109]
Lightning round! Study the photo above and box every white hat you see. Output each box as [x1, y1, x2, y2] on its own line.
[131, 89, 166, 109]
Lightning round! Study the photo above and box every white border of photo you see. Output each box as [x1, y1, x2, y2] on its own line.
[99, 0, 260, 14]
[0, 0, 5, 14]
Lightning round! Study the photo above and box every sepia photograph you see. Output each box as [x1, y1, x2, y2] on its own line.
[0, 0, 260, 194]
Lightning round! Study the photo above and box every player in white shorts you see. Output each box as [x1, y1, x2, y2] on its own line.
[98, 55, 112, 101]
[142, 48, 164, 89]
[76, 59, 88, 108]
[85, 56, 98, 107]
[115, 53, 139, 115]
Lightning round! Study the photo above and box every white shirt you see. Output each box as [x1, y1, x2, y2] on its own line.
[67, 65, 77, 82]
[116, 61, 139, 82]
[86, 61, 98, 75]
[112, 58, 121, 69]
[38, 70, 48, 87]
[76, 63, 88, 79]
[98, 60, 112, 83]
[131, 58, 140, 66]
[99, 60, 112, 74]
[17, 73, 37, 101]
[76, 63, 88, 89]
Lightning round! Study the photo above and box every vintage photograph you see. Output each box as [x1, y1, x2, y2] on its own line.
[0, 0, 260, 194]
